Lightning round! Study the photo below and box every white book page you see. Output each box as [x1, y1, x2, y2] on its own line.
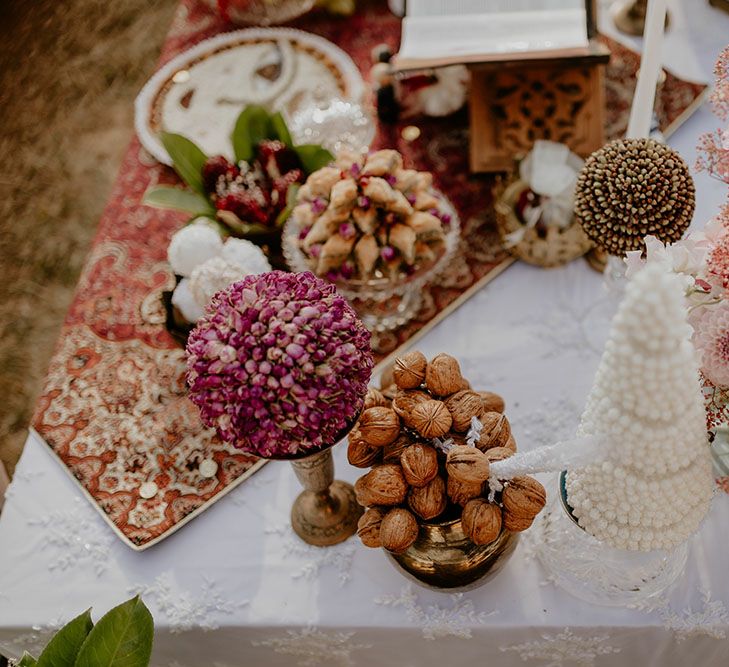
[406, 0, 583, 16]
[398, 7, 588, 62]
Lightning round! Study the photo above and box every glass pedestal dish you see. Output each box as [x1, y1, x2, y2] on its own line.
[282, 196, 460, 333]
[536, 473, 688, 607]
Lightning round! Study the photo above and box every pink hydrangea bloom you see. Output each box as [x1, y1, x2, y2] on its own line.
[692, 302, 729, 387]
[186, 271, 374, 458]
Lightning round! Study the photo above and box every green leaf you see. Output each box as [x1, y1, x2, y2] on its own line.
[37, 609, 93, 667]
[270, 111, 293, 147]
[232, 105, 272, 162]
[275, 183, 300, 227]
[17, 652, 38, 666]
[294, 144, 334, 174]
[74, 596, 153, 667]
[160, 132, 208, 195]
[142, 186, 215, 216]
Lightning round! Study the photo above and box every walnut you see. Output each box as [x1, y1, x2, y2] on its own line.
[445, 445, 490, 484]
[347, 432, 382, 468]
[425, 353, 464, 397]
[354, 464, 408, 507]
[392, 390, 430, 428]
[380, 508, 419, 553]
[400, 443, 439, 488]
[408, 475, 447, 520]
[381, 383, 399, 400]
[358, 406, 401, 447]
[462, 499, 502, 545]
[447, 475, 483, 506]
[502, 476, 546, 519]
[504, 434, 517, 453]
[379, 363, 395, 391]
[363, 387, 389, 410]
[502, 511, 533, 533]
[411, 399, 453, 438]
[476, 412, 511, 451]
[357, 507, 387, 548]
[383, 434, 411, 464]
[479, 391, 505, 414]
[444, 390, 485, 432]
[484, 446, 514, 463]
[393, 350, 427, 389]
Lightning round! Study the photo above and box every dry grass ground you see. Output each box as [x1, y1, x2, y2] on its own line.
[0, 0, 178, 475]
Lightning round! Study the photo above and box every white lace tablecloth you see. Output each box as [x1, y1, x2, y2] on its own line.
[2, 2, 729, 666]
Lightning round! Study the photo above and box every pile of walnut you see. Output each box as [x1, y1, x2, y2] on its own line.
[351, 351, 546, 554]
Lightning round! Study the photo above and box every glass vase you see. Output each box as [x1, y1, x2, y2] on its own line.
[536, 473, 688, 607]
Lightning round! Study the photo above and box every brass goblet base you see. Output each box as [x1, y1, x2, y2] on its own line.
[289, 448, 363, 546]
[612, 0, 670, 36]
[291, 480, 363, 547]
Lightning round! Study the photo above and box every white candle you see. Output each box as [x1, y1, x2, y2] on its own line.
[626, 0, 668, 139]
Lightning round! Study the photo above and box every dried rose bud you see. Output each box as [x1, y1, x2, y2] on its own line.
[502, 476, 546, 519]
[447, 475, 483, 506]
[357, 507, 387, 548]
[446, 445, 490, 484]
[479, 391, 505, 414]
[380, 507, 419, 553]
[408, 475, 447, 520]
[462, 499, 502, 545]
[444, 390, 485, 432]
[393, 350, 427, 389]
[400, 443, 439, 488]
[476, 412, 511, 451]
[425, 353, 465, 397]
[354, 464, 408, 507]
[358, 406, 401, 447]
[363, 387, 389, 410]
[411, 399, 453, 438]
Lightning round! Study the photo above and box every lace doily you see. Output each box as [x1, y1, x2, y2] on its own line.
[252, 627, 371, 667]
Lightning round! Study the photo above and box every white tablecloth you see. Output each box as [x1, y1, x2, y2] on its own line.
[1, 2, 729, 666]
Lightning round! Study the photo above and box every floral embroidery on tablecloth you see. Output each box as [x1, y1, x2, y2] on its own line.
[499, 628, 621, 667]
[3, 469, 45, 504]
[26, 496, 112, 576]
[375, 584, 495, 640]
[264, 523, 356, 586]
[129, 571, 244, 633]
[252, 627, 371, 667]
[511, 397, 583, 450]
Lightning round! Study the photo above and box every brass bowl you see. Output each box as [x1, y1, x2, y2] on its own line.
[385, 512, 519, 591]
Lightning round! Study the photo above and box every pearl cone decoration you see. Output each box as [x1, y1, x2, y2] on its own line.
[565, 263, 714, 552]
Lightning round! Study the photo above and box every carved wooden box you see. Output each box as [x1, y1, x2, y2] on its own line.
[468, 43, 610, 173]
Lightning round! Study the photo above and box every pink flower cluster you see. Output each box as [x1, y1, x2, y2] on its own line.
[693, 302, 729, 387]
[697, 46, 729, 183]
[186, 271, 374, 458]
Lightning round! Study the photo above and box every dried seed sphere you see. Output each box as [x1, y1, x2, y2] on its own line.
[575, 138, 695, 256]
[354, 464, 408, 506]
[411, 399, 453, 438]
[408, 475, 447, 520]
[380, 507, 419, 553]
[393, 351, 428, 389]
[358, 406, 401, 446]
[357, 507, 387, 547]
[462, 499, 502, 545]
[446, 445, 490, 484]
[425, 353, 464, 396]
[400, 443, 439, 487]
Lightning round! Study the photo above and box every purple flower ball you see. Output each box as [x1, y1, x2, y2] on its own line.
[185, 271, 374, 458]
